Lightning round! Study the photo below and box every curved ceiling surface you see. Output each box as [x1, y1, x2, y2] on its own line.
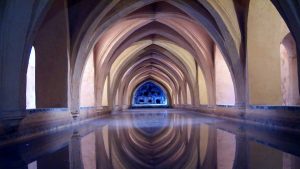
[74, 0, 243, 108]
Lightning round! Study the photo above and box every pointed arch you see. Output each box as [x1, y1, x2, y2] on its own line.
[131, 80, 170, 108]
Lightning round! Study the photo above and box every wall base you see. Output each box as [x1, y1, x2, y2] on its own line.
[0, 106, 111, 145]
[175, 105, 300, 132]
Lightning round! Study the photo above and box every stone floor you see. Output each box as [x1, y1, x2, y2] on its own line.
[0, 109, 300, 169]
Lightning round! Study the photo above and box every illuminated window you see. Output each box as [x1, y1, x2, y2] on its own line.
[26, 46, 36, 109]
[132, 81, 168, 107]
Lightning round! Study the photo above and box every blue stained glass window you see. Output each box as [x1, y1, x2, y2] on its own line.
[132, 81, 168, 107]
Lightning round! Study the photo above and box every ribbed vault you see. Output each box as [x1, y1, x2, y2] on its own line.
[2, 1, 300, 168]
[75, 0, 243, 113]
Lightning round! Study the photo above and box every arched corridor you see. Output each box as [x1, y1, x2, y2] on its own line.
[1, 0, 300, 168]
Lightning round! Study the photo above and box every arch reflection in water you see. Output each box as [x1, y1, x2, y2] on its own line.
[2, 110, 300, 169]
[81, 111, 300, 169]
[132, 81, 169, 107]
[82, 111, 237, 169]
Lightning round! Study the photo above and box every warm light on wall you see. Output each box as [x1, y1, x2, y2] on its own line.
[215, 45, 235, 105]
[80, 53, 95, 107]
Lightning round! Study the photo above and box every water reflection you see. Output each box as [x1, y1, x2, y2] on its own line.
[0, 110, 300, 169]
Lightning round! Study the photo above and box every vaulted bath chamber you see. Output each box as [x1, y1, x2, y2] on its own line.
[1, 0, 300, 168]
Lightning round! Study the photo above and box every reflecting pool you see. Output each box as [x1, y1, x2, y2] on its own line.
[0, 109, 300, 169]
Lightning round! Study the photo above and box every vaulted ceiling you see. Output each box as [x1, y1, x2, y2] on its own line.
[71, 0, 247, 110]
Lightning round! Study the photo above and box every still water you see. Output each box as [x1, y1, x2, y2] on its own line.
[0, 109, 300, 169]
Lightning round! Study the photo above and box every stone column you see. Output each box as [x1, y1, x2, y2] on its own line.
[35, 0, 70, 109]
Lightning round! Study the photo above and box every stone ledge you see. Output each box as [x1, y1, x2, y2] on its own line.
[178, 105, 300, 132]
[0, 107, 112, 144]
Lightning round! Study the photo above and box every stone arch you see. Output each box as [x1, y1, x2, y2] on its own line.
[32, 0, 70, 108]
[92, 19, 208, 106]
[96, 40, 198, 107]
[120, 66, 182, 106]
[120, 69, 179, 107]
[271, 0, 300, 94]
[70, 0, 245, 115]
[109, 48, 195, 106]
[111, 60, 181, 107]
[280, 33, 299, 105]
[0, 0, 53, 112]
[131, 80, 170, 107]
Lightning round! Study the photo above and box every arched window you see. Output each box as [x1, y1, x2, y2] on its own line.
[26, 46, 36, 109]
[280, 33, 299, 105]
[132, 81, 168, 107]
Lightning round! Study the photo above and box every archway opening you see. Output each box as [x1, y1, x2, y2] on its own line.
[26, 46, 36, 109]
[280, 33, 299, 105]
[131, 81, 169, 108]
